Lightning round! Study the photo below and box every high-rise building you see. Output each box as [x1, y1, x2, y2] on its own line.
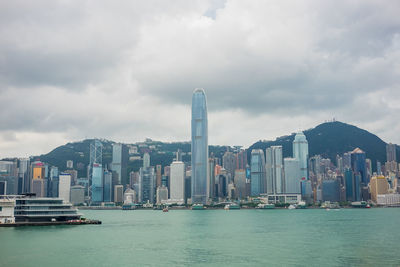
[139, 166, 155, 203]
[284, 158, 301, 194]
[191, 88, 208, 204]
[234, 169, 247, 199]
[103, 170, 113, 202]
[114, 185, 124, 204]
[89, 140, 102, 200]
[0, 161, 18, 195]
[208, 158, 216, 199]
[386, 143, 397, 163]
[236, 149, 248, 170]
[66, 160, 73, 169]
[350, 148, 368, 185]
[18, 158, 30, 194]
[64, 169, 78, 186]
[322, 180, 340, 202]
[156, 186, 168, 204]
[143, 153, 150, 169]
[222, 152, 236, 181]
[266, 146, 284, 194]
[250, 149, 266, 196]
[70, 185, 85, 205]
[293, 132, 309, 180]
[58, 173, 71, 203]
[370, 175, 389, 203]
[111, 143, 129, 187]
[170, 161, 185, 202]
[91, 164, 103, 203]
[156, 165, 162, 188]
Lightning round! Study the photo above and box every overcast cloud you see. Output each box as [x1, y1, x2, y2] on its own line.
[0, 0, 399, 158]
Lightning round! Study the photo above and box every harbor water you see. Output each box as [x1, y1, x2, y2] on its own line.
[1, 208, 400, 266]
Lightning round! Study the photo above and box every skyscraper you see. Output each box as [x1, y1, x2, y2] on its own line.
[191, 88, 208, 204]
[111, 143, 128, 187]
[169, 161, 185, 202]
[266, 146, 283, 194]
[250, 149, 266, 196]
[293, 132, 309, 180]
[284, 158, 301, 194]
[58, 173, 71, 203]
[91, 163, 103, 203]
[386, 143, 397, 162]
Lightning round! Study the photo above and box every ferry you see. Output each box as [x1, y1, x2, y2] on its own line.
[224, 203, 240, 210]
[296, 201, 307, 209]
[256, 203, 275, 209]
[288, 204, 296, 210]
[351, 201, 371, 208]
[191, 204, 205, 210]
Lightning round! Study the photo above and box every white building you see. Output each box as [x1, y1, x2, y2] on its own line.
[377, 194, 400, 206]
[124, 188, 136, 204]
[170, 161, 185, 202]
[0, 197, 15, 223]
[284, 158, 301, 194]
[58, 173, 71, 203]
[293, 132, 309, 180]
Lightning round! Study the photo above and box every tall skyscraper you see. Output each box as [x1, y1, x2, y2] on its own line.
[350, 148, 367, 184]
[156, 165, 162, 188]
[266, 146, 284, 194]
[170, 161, 185, 202]
[234, 169, 247, 199]
[111, 143, 128, 187]
[284, 158, 301, 194]
[139, 166, 155, 203]
[250, 149, 266, 196]
[222, 152, 236, 181]
[91, 163, 103, 203]
[89, 140, 102, 200]
[191, 88, 208, 204]
[293, 132, 309, 180]
[143, 152, 150, 169]
[386, 143, 397, 162]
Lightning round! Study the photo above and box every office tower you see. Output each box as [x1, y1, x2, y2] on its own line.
[176, 149, 182, 161]
[386, 143, 397, 162]
[70, 185, 85, 205]
[91, 164, 103, 203]
[250, 149, 266, 196]
[89, 140, 102, 200]
[322, 180, 340, 202]
[222, 152, 236, 181]
[370, 175, 389, 202]
[266, 146, 283, 194]
[0, 161, 18, 195]
[103, 170, 113, 202]
[191, 88, 208, 204]
[129, 171, 139, 190]
[208, 158, 216, 199]
[343, 152, 351, 169]
[111, 143, 129, 187]
[345, 169, 355, 201]
[216, 172, 228, 198]
[301, 179, 313, 203]
[350, 148, 368, 186]
[377, 161, 382, 175]
[236, 149, 248, 170]
[293, 132, 309, 180]
[64, 169, 78, 186]
[156, 186, 168, 204]
[114, 185, 124, 204]
[284, 158, 301, 194]
[234, 169, 247, 199]
[31, 179, 47, 197]
[30, 161, 47, 196]
[66, 160, 73, 169]
[156, 165, 162, 188]
[170, 161, 185, 202]
[18, 158, 30, 194]
[139, 166, 155, 203]
[143, 152, 150, 169]
[58, 173, 71, 203]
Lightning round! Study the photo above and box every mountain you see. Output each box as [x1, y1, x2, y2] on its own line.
[248, 121, 398, 171]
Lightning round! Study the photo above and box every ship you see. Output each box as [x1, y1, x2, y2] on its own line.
[224, 203, 240, 210]
[256, 203, 275, 209]
[191, 204, 205, 210]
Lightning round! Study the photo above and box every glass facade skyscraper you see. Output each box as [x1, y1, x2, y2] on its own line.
[293, 132, 309, 180]
[191, 88, 208, 204]
[250, 149, 266, 196]
[266, 146, 283, 194]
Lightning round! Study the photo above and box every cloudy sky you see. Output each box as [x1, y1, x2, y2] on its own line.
[0, 0, 399, 158]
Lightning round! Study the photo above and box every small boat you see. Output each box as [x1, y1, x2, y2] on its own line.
[224, 203, 240, 210]
[288, 204, 296, 210]
[162, 207, 169, 212]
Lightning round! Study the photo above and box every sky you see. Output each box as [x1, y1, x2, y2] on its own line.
[0, 0, 400, 158]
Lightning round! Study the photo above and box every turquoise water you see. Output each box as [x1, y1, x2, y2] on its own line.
[1, 208, 400, 267]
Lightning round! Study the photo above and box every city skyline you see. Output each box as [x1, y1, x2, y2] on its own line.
[1, 1, 400, 158]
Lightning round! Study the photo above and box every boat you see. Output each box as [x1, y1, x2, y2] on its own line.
[224, 203, 240, 210]
[296, 201, 307, 209]
[256, 203, 275, 209]
[288, 204, 296, 210]
[191, 204, 205, 210]
[351, 201, 370, 208]
[162, 207, 169, 212]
